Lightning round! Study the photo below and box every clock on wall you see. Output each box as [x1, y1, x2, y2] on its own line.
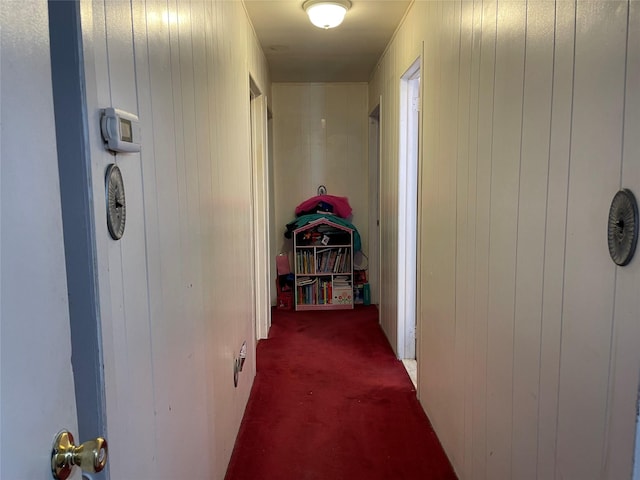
[106, 164, 126, 240]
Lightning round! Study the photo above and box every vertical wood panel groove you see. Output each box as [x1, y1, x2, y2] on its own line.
[369, 1, 639, 478]
[604, 3, 640, 477]
[551, 5, 576, 475]
[509, 3, 528, 474]
[535, 3, 557, 477]
[601, 6, 631, 475]
[484, 0, 497, 467]
[602, 255, 619, 476]
[619, 1, 630, 186]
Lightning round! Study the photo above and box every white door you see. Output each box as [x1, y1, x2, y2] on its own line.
[1, 2, 82, 479]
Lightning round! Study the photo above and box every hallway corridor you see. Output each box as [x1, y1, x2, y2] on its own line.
[225, 306, 456, 479]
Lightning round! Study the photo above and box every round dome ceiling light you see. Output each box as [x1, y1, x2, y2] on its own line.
[303, 0, 352, 29]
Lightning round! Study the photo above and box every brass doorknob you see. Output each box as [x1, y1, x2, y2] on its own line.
[51, 430, 108, 480]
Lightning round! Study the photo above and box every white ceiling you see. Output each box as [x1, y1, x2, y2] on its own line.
[243, 0, 412, 83]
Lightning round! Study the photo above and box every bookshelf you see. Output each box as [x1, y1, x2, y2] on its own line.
[293, 217, 354, 310]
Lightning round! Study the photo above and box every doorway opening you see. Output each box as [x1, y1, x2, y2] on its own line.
[398, 58, 421, 387]
[249, 77, 271, 340]
[368, 102, 381, 308]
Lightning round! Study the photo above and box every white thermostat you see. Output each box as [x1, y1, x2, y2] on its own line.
[100, 107, 141, 153]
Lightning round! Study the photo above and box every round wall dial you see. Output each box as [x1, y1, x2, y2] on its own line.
[106, 164, 126, 240]
[607, 188, 638, 266]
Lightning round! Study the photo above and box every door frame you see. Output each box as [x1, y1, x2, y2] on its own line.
[397, 57, 421, 361]
[249, 77, 271, 340]
[48, 3, 109, 478]
[368, 100, 381, 307]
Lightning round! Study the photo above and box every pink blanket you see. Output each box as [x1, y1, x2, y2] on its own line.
[295, 195, 352, 219]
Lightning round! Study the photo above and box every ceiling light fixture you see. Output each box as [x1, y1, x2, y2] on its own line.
[303, 0, 352, 29]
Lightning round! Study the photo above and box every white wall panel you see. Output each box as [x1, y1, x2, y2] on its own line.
[460, 2, 482, 477]
[510, 3, 554, 479]
[556, 2, 628, 478]
[379, 32, 400, 350]
[271, 83, 369, 273]
[103, 2, 159, 478]
[78, 0, 270, 478]
[536, 2, 575, 478]
[246, 11, 271, 102]
[143, 3, 193, 478]
[486, 3, 526, 477]
[605, 3, 640, 478]
[471, 2, 497, 477]
[419, 0, 461, 466]
[454, 2, 473, 474]
[325, 84, 370, 244]
[369, 1, 640, 478]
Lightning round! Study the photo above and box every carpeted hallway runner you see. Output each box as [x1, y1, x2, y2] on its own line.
[225, 306, 457, 480]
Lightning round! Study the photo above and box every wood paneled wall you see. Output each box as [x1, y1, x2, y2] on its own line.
[370, 1, 640, 478]
[271, 83, 369, 286]
[80, 1, 270, 478]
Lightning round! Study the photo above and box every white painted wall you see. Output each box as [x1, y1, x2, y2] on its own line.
[370, 1, 640, 479]
[271, 83, 369, 299]
[76, 1, 270, 478]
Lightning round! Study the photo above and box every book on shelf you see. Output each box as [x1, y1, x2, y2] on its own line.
[333, 275, 351, 286]
[325, 249, 336, 272]
[333, 248, 341, 273]
[318, 277, 332, 304]
[310, 247, 352, 274]
[316, 248, 331, 273]
[296, 250, 317, 274]
[328, 248, 350, 273]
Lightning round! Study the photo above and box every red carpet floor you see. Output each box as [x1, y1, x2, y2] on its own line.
[225, 306, 457, 480]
